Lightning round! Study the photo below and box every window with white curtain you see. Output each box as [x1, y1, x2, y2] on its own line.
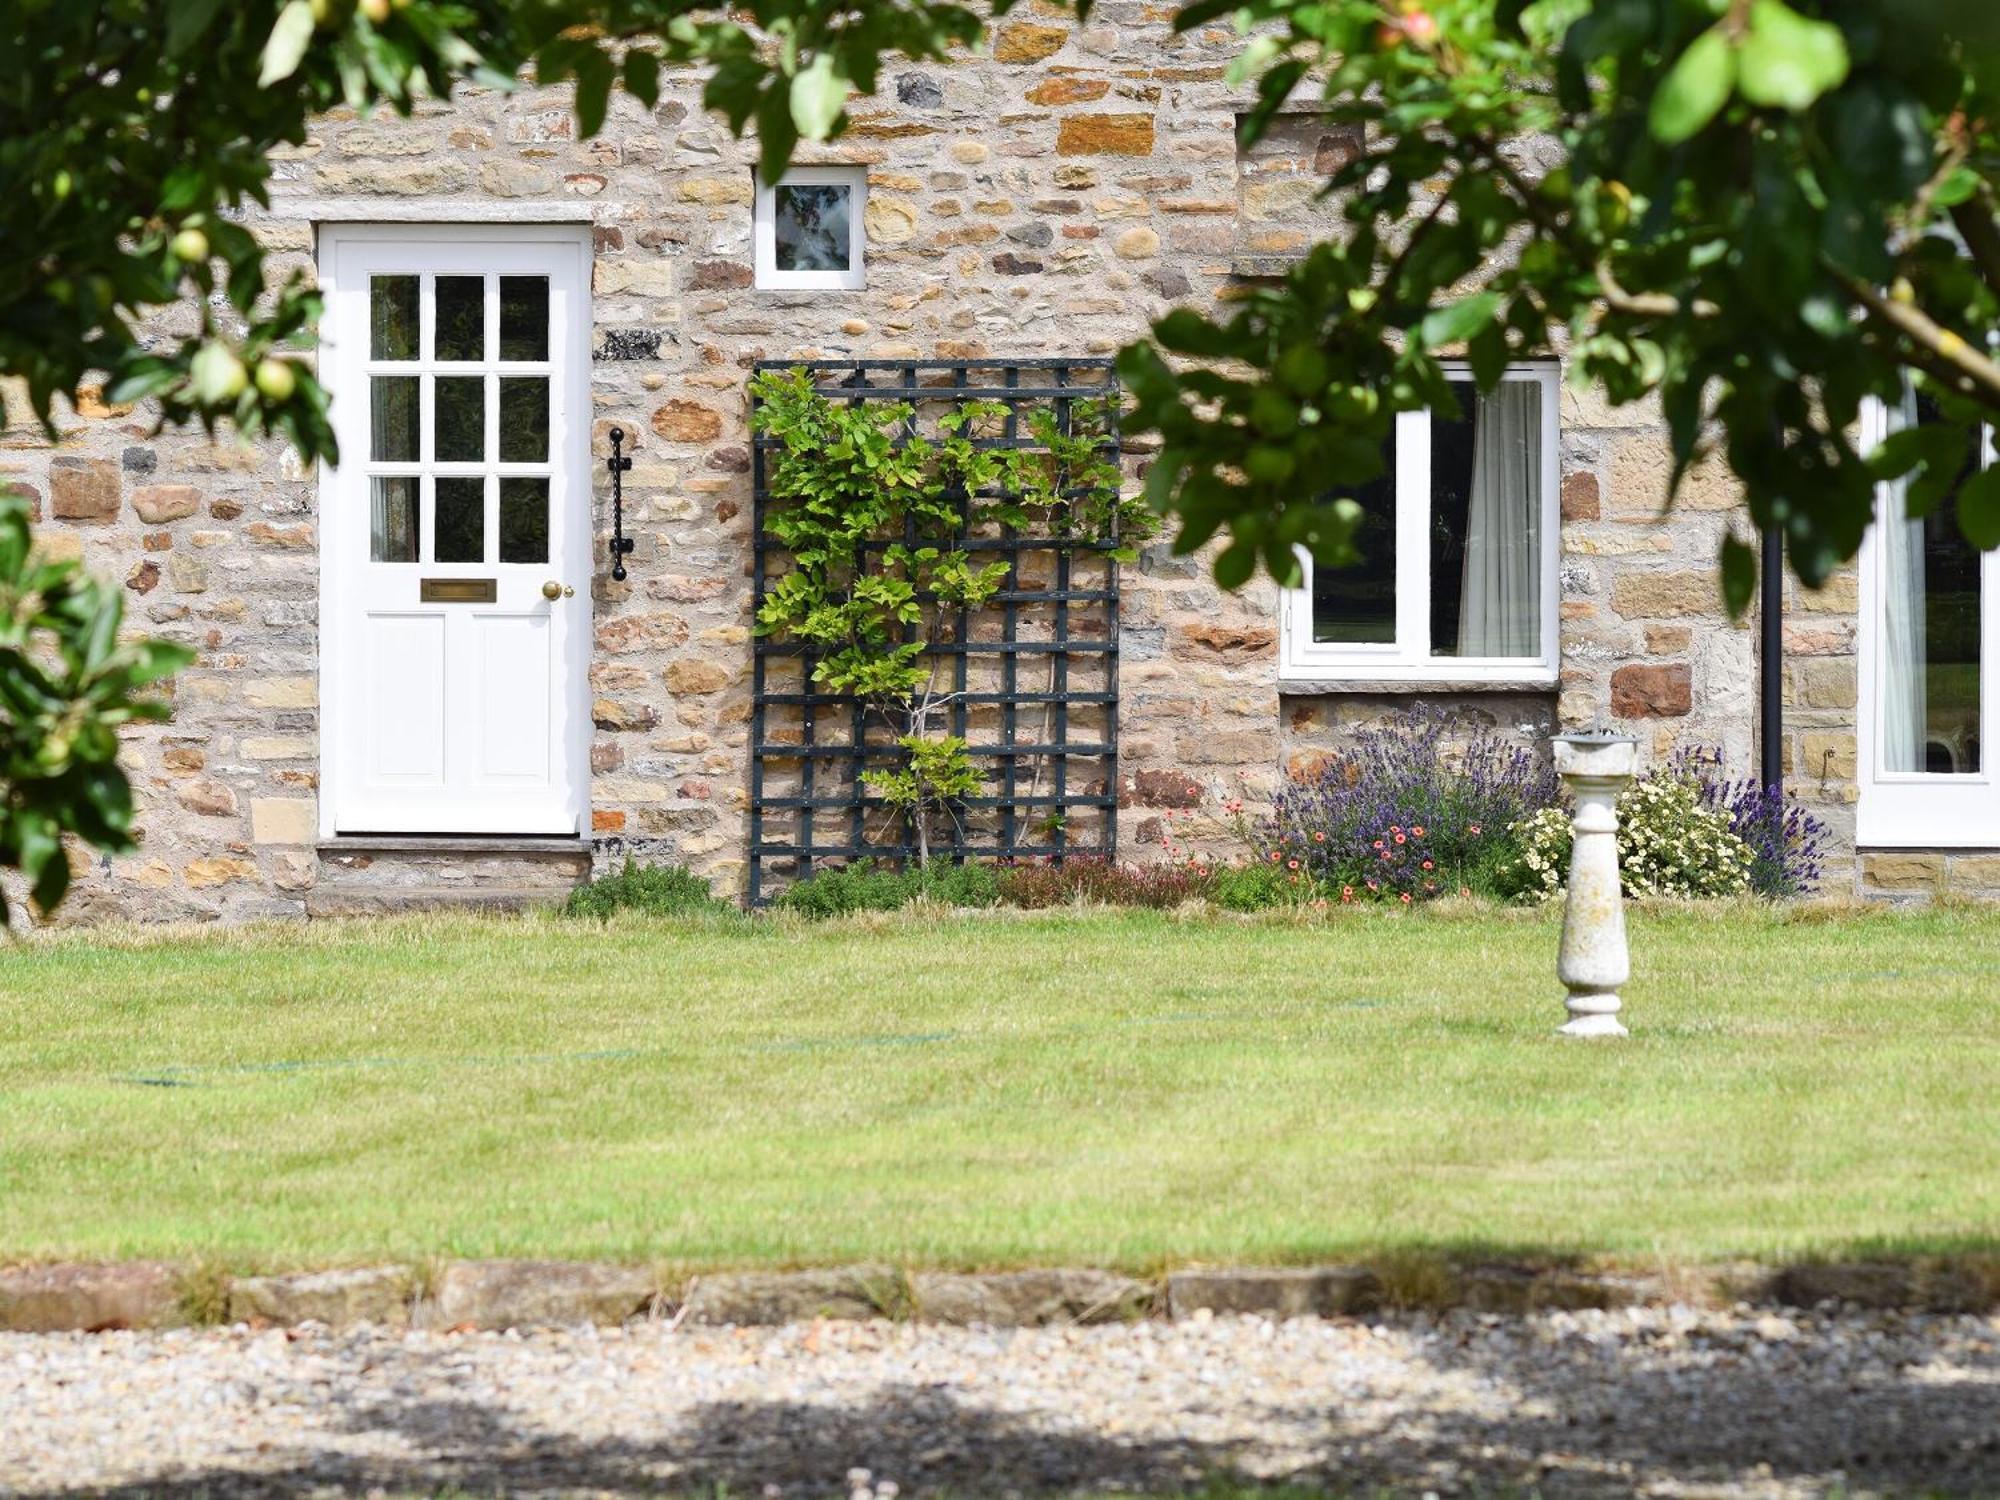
[1278, 363, 1559, 682]
[1857, 390, 1997, 846]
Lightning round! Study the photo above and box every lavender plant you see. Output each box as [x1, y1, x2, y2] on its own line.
[1253, 708, 1561, 903]
[1671, 748, 1830, 899]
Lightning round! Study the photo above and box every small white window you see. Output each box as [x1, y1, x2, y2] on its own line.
[754, 166, 867, 290]
[1856, 388, 1997, 847]
[1279, 363, 1560, 684]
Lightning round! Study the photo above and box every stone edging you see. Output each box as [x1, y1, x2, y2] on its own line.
[1, 1258, 1994, 1334]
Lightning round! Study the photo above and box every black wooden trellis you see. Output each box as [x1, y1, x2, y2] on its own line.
[748, 358, 1124, 906]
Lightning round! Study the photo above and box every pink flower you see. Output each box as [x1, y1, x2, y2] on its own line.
[1459, 886, 1471, 898]
[1412, 824, 1426, 838]
[1468, 823, 1482, 836]
[1268, 851, 1281, 863]
[1372, 839, 1385, 850]
[1341, 885, 1354, 901]
[1394, 833, 1406, 845]
[1366, 879, 1379, 892]
[1286, 858, 1300, 870]
[1420, 859, 1433, 871]
[1400, 892, 1412, 905]
[1312, 831, 1326, 844]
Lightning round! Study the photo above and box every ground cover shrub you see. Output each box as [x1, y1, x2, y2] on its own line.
[1207, 860, 1318, 911]
[1252, 708, 1561, 904]
[1499, 748, 1826, 902]
[1674, 748, 1830, 898]
[1502, 775, 1755, 901]
[774, 859, 1001, 918]
[561, 861, 734, 919]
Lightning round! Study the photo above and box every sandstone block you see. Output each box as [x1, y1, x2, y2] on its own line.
[246, 677, 317, 709]
[168, 553, 209, 593]
[1166, 1267, 1380, 1319]
[229, 1266, 415, 1328]
[1946, 855, 2000, 890]
[992, 22, 1067, 62]
[650, 399, 724, 443]
[678, 176, 752, 205]
[430, 1261, 658, 1329]
[251, 798, 316, 845]
[1610, 663, 1692, 718]
[1121, 769, 1202, 808]
[1027, 77, 1108, 105]
[1112, 226, 1160, 260]
[1560, 471, 1600, 521]
[1802, 731, 1856, 783]
[50, 458, 120, 522]
[683, 1266, 902, 1325]
[131, 484, 201, 523]
[912, 1270, 1153, 1326]
[1056, 114, 1155, 156]
[594, 260, 676, 298]
[863, 197, 918, 244]
[0, 1263, 179, 1332]
[1861, 851, 1943, 892]
[665, 659, 733, 694]
[1608, 432, 1740, 517]
[1794, 657, 1857, 710]
[1176, 621, 1276, 659]
[185, 856, 260, 888]
[1799, 573, 1858, 613]
[1609, 571, 1716, 619]
[176, 779, 239, 817]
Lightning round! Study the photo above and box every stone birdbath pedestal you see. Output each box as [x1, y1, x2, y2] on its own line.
[1552, 730, 1639, 1038]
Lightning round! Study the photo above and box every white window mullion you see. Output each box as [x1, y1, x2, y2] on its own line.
[1395, 405, 1431, 667]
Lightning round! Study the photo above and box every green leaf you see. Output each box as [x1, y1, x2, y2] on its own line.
[1719, 532, 1758, 617]
[1737, 0, 1849, 113]
[1212, 541, 1256, 591]
[622, 49, 661, 110]
[258, 0, 317, 87]
[167, 0, 228, 57]
[1420, 292, 1502, 350]
[1958, 466, 2000, 550]
[790, 54, 848, 141]
[574, 50, 614, 139]
[1649, 24, 1735, 144]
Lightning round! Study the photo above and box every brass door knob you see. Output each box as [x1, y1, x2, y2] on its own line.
[542, 580, 563, 600]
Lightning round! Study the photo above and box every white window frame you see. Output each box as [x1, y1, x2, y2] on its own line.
[753, 166, 867, 291]
[1855, 392, 1999, 848]
[1278, 362, 1561, 685]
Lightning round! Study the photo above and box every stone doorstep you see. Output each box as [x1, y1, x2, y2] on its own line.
[5, 1258, 1997, 1334]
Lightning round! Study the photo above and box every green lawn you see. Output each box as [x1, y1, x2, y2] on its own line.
[1, 902, 1996, 1271]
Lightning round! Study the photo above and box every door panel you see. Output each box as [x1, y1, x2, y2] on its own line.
[474, 614, 553, 784]
[319, 226, 591, 837]
[364, 614, 446, 783]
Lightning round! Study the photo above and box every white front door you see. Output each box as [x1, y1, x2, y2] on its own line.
[318, 225, 591, 836]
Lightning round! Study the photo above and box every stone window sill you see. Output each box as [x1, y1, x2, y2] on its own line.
[1276, 678, 1559, 696]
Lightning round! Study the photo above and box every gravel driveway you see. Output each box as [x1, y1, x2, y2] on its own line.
[5, 1308, 1997, 1498]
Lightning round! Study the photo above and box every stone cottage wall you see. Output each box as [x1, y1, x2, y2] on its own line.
[12, 2, 1967, 918]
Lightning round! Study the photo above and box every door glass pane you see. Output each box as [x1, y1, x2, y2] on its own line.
[1312, 425, 1397, 644]
[434, 276, 485, 361]
[1432, 380, 1543, 659]
[370, 477, 418, 562]
[434, 477, 485, 563]
[370, 376, 418, 461]
[500, 277, 549, 360]
[498, 378, 548, 463]
[370, 276, 418, 360]
[1882, 400, 1983, 773]
[434, 377, 485, 462]
[500, 476, 549, 563]
[773, 183, 853, 272]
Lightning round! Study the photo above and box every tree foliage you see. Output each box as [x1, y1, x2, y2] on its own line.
[4, 0, 1998, 604]
[0, 497, 192, 921]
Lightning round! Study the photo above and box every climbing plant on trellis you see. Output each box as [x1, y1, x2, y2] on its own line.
[747, 358, 1138, 906]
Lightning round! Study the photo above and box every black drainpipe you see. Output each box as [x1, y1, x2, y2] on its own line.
[1761, 520, 1784, 791]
